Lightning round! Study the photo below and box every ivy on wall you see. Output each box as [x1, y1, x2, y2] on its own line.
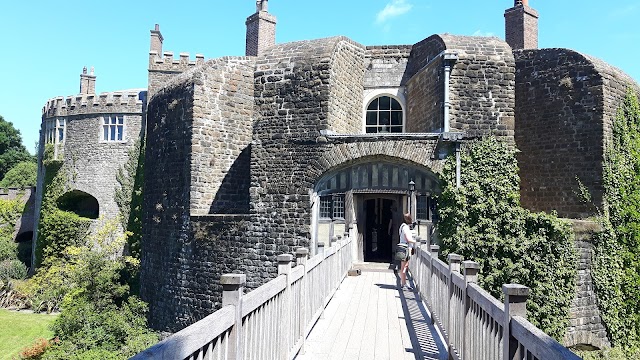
[115, 138, 144, 260]
[592, 90, 640, 353]
[35, 146, 90, 267]
[437, 136, 577, 340]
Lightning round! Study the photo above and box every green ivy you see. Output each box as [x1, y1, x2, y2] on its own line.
[0, 198, 24, 261]
[437, 136, 577, 340]
[114, 138, 144, 260]
[35, 157, 90, 267]
[591, 90, 640, 352]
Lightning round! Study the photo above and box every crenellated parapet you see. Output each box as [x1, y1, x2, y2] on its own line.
[148, 51, 205, 72]
[42, 89, 145, 119]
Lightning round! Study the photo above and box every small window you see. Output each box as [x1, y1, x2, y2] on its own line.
[365, 96, 403, 134]
[319, 194, 345, 220]
[45, 118, 66, 144]
[416, 195, 429, 221]
[102, 115, 125, 141]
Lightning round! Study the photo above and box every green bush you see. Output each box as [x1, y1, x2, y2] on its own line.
[0, 259, 27, 282]
[0, 161, 36, 188]
[437, 136, 577, 340]
[36, 209, 90, 266]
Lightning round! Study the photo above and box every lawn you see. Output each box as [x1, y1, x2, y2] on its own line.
[0, 309, 57, 360]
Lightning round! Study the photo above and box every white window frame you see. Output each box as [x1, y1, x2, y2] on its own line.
[44, 117, 66, 145]
[362, 88, 406, 134]
[101, 115, 126, 142]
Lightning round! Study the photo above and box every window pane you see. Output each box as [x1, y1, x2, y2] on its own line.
[118, 116, 124, 124]
[333, 194, 345, 219]
[366, 111, 377, 125]
[58, 129, 64, 141]
[320, 196, 332, 218]
[365, 127, 376, 133]
[110, 126, 116, 141]
[391, 111, 402, 126]
[103, 117, 109, 125]
[367, 98, 378, 111]
[391, 98, 402, 110]
[379, 111, 390, 125]
[103, 126, 108, 140]
[117, 125, 123, 141]
[416, 196, 428, 220]
[390, 126, 403, 133]
[379, 96, 391, 110]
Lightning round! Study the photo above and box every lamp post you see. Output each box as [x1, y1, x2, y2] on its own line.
[408, 180, 415, 217]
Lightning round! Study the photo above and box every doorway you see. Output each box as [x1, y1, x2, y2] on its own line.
[364, 198, 399, 262]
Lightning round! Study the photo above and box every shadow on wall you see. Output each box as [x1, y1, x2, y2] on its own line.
[209, 146, 251, 215]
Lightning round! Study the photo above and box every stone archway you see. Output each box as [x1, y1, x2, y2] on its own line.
[57, 190, 99, 219]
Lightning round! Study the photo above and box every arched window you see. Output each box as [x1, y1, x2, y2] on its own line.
[365, 96, 403, 133]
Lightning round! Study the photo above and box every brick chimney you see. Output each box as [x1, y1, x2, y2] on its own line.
[79, 66, 96, 94]
[150, 24, 163, 54]
[245, 0, 276, 56]
[505, 0, 539, 50]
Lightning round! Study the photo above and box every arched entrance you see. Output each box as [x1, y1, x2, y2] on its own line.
[312, 158, 439, 263]
[57, 190, 99, 219]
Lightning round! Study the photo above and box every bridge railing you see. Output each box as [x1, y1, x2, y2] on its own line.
[409, 241, 580, 360]
[132, 235, 353, 360]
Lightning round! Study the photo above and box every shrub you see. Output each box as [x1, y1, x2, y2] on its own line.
[35, 210, 90, 266]
[437, 136, 577, 340]
[20, 337, 59, 360]
[0, 161, 37, 188]
[0, 259, 27, 282]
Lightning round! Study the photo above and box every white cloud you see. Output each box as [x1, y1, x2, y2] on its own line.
[472, 30, 495, 37]
[376, 0, 413, 24]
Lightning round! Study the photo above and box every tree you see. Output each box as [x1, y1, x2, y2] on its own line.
[0, 161, 37, 188]
[0, 115, 33, 180]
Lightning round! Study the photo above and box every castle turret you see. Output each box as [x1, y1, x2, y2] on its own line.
[245, 0, 276, 56]
[504, 0, 539, 50]
[150, 24, 163, 54]
[79, 66, 96, 94]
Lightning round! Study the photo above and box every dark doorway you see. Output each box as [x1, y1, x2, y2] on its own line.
[57, 190, 99, 219]
[364, 198, 395, 262]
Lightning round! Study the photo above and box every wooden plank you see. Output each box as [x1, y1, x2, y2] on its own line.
[242, 276, 287, 317]
[131, 306, 235, 360]
[466, 284, 505, 322]
[510, 317, 581, 360]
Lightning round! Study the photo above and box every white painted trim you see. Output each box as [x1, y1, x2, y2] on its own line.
[362, 88, 406, 134]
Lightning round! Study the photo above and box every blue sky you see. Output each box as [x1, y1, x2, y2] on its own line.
[1, 0, 639, 154]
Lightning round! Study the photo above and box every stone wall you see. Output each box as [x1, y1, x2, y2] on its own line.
[148, 52, 205, 98]
[190, 58, 256, 215]
[328, 41, 366, 134]
[405, 35, 515, 139]
[40, 91, 145, 225]
[564, 220, 610, 350]
[141, 76, 195, 331]
[364, 46, 411, 88]
[514, 49, 639, 218]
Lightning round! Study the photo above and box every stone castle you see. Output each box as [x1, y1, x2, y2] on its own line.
[37, 0, 639, 349]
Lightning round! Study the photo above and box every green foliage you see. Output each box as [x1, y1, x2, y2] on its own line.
[592, 90, 640, 351]
[0, 115, 34, 180]
[0, 161, 37, 188]
[437, 136, 577, 340]
[577, 347, 639, 360]
[114, 138, 144, 260]
[0, 259, 27, 282]
[0, 198, 25, 263]
[29, 219, 159, 358]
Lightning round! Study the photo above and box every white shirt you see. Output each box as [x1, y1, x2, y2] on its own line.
[399, 223, 414, 248]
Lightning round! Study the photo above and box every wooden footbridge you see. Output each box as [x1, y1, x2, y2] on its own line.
[133, 234, 580, 360]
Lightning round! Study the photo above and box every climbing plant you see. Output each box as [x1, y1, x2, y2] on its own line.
[437, 136, 577, 340]
[114, 138, 144, 260]
[591, 90, 640, 353]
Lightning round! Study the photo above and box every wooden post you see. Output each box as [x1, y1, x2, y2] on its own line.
[278, 254, 293, 360]
[462, 261, 480, 360]
[221, 274, 246, 360]
[503, 284, 530, 360]
[447, 253, 462, 354]
[296, 248, 309, 354]
[428, 245, 440, 316]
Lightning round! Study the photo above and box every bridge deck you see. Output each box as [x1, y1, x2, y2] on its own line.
[295, 268, 448, 360]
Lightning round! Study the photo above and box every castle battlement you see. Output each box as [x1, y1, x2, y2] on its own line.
[42, 89, 145, 118]
[149, 51, 205, 72]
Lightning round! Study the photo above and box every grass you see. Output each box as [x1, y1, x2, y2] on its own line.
[0, 309, 57, 360]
